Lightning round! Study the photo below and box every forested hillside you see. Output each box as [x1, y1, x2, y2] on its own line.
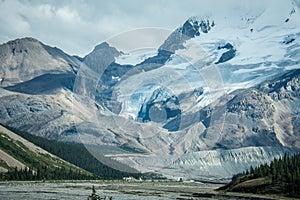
[0, 127, 95, 181]
[218, 153, 300, 197]
[5, 126, 142, 179]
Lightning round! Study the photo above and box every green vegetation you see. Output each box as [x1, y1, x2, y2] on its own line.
[0, 159, 10, 170]
[0, 132, 95, 181]
[218, 153, 300, 198]
[5, 126, 142, 179]
[1, 166, 93, 181]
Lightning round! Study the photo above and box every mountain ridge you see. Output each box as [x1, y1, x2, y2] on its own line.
[0, 37, 80, 87]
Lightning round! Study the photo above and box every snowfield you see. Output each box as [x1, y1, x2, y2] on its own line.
[81, 0, 300, 179]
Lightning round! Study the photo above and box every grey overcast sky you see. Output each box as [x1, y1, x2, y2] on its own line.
[0, 0, 211, 56]
[1, 0, 299, 56]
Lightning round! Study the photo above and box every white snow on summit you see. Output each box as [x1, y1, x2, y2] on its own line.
[177, 0, 300, 92]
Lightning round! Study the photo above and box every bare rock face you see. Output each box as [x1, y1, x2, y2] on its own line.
[83, 42, 121, 74]
[0, 37, 80, 87]
[0, 38, 87, 140]
[216, 69, 300, 150]
[227, 89, 275, 119]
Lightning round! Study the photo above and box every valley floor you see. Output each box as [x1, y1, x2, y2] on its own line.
[0, 180, 297, 200]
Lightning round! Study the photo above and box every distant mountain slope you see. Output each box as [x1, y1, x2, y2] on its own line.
[0, 37, 80, 87]
[0, 38, 96, 140]
[4, 73, 75, 94]
[83, 42, 121, 74]
[200, 68, 300, 151]
[0, 125, 94, 180]
[0, 88, 83, 140]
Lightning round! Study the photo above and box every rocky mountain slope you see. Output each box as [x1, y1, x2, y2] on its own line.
[0, 37, 96, 140]
[0, 37, 80, 87]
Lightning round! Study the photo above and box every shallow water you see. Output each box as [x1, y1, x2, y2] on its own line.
[0, 181, 276, 200]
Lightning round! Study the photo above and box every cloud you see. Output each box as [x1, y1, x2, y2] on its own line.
[0, 0, 292, 56]
[0, 0, 31, 36]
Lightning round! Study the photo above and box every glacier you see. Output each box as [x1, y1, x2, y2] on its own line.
[73, 0, 300, 179]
